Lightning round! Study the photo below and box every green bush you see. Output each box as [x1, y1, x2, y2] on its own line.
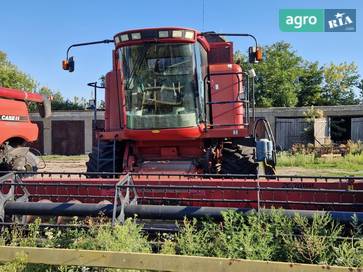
[285, 213, 343, 264]
[174, 210, 363, 267]
[73, 218, 151, 253]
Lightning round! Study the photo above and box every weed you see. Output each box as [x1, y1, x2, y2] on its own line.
[0, 253, 27, 272]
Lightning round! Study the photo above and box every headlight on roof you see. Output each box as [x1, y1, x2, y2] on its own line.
[120, 34, 129, 42]
[158, 30, 169, 38]
[184, 31, 194, 39]
[131, 32, 141, 40]
[172, 30, 183, 38]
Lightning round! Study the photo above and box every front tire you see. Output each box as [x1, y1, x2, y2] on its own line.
[86, 141, 123, 176]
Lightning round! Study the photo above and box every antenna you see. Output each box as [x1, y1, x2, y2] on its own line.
[202, 0, 205, 31]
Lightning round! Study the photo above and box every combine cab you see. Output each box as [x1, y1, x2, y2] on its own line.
[0, 27, 362, 225]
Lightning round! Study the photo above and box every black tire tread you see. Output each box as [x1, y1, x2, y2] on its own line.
[86, 141, 123, 176]
[221, 143, 258, 175]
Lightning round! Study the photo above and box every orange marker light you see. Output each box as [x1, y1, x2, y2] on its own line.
[62, 60, 69, 70]
[256, 48, 263, 62]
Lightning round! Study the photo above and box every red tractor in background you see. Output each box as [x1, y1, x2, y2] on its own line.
[63, 27, 276, 176]
[0, 87, 51, 172]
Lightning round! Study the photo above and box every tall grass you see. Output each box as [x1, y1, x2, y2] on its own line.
[277, 152, 363, 171]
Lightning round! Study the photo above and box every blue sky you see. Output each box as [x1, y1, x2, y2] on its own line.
[0, 0, 362, 99]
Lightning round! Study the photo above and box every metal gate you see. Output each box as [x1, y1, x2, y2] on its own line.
[351, 117, 363, 141]
[51, 120, 85, 155]
[276, 118, 310, 150]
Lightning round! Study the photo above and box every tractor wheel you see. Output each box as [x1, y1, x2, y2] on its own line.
[263, 160, 277, 177]
[0, 146, 39, 173]
[221, 145, 259, 175]
[86, 141, 123, 176]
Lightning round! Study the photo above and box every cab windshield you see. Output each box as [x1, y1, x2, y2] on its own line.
[120, 43, 197, 129]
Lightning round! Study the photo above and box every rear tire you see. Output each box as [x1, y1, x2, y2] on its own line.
[221, 146, 259, 175]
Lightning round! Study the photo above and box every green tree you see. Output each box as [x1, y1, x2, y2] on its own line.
[0, 50, 88, 111]
[235, 43, 361, 107]
[234, 50, 249, 71]
[297, 62, 323, 106]
[0, 51, 37, 91]
[320, 62, 360, 105]
[358, 79, 363, 103]
[252, 42, 302, 107]
[37, 86, 87, 111]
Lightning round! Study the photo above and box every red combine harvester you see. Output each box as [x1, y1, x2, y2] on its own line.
[0, 27, 362, 225]
[0, 87, 51, 172]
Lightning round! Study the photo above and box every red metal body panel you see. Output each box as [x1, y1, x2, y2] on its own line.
[99, 126, 249, 141]
[104, 71, 123, 131]
[208, 42, 233, 64]
[134, 140, 203, 161]
[123, 126, 203, 141]
[0, 98, 38, 144]
[0, 87, 44, 103]
[209, 64, 244, 129]
[99, 126, 204, 141]
[202, 127, 249, 138]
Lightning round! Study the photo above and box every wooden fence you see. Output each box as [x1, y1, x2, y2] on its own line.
[0, 246, 360, 271]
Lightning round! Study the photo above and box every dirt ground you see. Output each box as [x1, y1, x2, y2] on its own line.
[40, 155, 87, 173]
[40, 155, 361, 176]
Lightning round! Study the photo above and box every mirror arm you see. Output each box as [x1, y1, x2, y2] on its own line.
[200, 32, 258, 49]
[65, 39, 114, 60]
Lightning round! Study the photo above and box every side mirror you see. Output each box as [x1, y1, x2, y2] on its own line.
[248, 47, 263, 63]
[62, 56, 75, 72]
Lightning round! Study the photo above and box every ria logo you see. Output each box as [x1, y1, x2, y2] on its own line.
[325, 9, 356, 32]
[328, 12, 352, 28]
[280, 9, 356, 32]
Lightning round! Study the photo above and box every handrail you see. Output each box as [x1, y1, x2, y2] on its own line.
[203, 71, 249, 128]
